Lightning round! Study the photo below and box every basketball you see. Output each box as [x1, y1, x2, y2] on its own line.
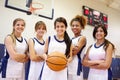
[46, 51, 67, 71]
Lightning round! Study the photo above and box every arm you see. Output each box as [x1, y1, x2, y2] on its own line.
[28, 38, 44, 62]
[90, 44, 113, 69]
[4, 36, 28, 62]
[42, 37, 49, 60]
[82, 46, 104, 67]
[72, 36, 86, 55]
[22, 50, 29, 62]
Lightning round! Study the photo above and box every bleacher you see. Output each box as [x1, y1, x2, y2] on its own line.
[83, 58, 120, 80]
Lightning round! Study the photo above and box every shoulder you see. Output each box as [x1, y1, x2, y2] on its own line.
[5, 35, 12, 39]
[4, 35, 15, 47]
[80, 36, 86, 40]
[28, 38, 34, 44]
[107, 43, 114, 50]
[78, 36, 86, 42]
[4, 35, 13, 43]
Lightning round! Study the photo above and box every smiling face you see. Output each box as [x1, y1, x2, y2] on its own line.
[71, 21, 83, 36]
[70, 15, 87, 37]
[35, 21, 46, 38]
[13, 20, 25, 34]
[36, 25, 46, 37]
[95, 27, 106, 40]
[93, 25, 107, 40]
[55, 22, 66, 36]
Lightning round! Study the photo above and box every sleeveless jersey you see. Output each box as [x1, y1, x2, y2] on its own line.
[88, 43, 112, 80]
[41, 35, 67, 80]
[68, 36, 86, 80]
[4, 37, 28, 80]
[28, 37, 45, 80]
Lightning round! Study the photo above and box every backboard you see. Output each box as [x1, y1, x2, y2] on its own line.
[5, 0, 54, 19]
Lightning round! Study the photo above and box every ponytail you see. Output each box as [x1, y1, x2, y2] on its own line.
[54, 17, 72, 57]
[64, 31, 71, 57]
[104, 39, 115, 51]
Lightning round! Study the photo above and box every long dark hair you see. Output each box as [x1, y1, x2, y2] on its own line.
[93, 25, 115, 51]
[54, 17, 72, 57]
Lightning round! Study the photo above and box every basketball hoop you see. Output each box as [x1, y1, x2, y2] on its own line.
[28, 2, 44, 15]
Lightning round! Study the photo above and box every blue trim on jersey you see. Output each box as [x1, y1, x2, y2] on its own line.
[77, 44, 86, 76]
[15, 36, 23, 42]
[34, 37, 45, 45]
[77, 56, 82, 76]
[25, 59, 31, 80]
[54, 35, 64, 43]
[71, 35, 81, 40]
[1, 38, 27, 78]
[94, 43, 104, 48]
[1, 50, 9, 78]
[48, 36, 51, 46]
[71, 37, 75, 40]
[108, 68, 112, 80]
[39, 62, 45, 80]
[24, 38, 28, 44]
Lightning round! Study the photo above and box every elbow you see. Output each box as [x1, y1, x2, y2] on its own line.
[82, 61, 85, 66]
[10, 54, 18, 61]
[101, 64, 111, 70]
[105, 65, 111, 69]
[82, 60, 88, 67]
[68, 56, 72, 63]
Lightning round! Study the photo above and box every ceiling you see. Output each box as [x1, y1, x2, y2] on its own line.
[99, 0, 120, 11]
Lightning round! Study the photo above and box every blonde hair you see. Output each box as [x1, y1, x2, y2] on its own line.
[10, 18, 25, 45]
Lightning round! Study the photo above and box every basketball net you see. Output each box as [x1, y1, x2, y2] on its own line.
[29, 2, 44, 15]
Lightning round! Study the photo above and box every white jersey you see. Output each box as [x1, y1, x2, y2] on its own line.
[41, 35, 67, 80]
[88, 43, 111, 80]
[28, 38, 45, 80]
[4, 37, 28, 80]
[68, 36, 86, 80]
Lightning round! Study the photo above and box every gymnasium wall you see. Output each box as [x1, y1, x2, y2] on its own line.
[0, 0, 120, 56]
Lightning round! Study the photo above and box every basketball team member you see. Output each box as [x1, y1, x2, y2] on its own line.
[68, 15, 87, 80]
[0, 18, 29, 80]
[40, 17, 73, 80]
[28, 21, 47, 80]
[82, 25, 115, 80]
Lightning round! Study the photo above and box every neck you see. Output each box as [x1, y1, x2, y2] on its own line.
[74, 33, 81, 37]
[56, 34, 64, 40]
[36, 35, 43, 40]
[96, 39, 105, 45]
[36, 35, 44, 43]
[14, 32, 21, 38]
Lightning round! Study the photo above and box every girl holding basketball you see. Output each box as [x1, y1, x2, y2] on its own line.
[68, 15, 87, 80]
[0, 18, 29, 80]
[40, 17, 72, 80]
[82, 25, 115, 80]
[28, 21, 47, 80]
